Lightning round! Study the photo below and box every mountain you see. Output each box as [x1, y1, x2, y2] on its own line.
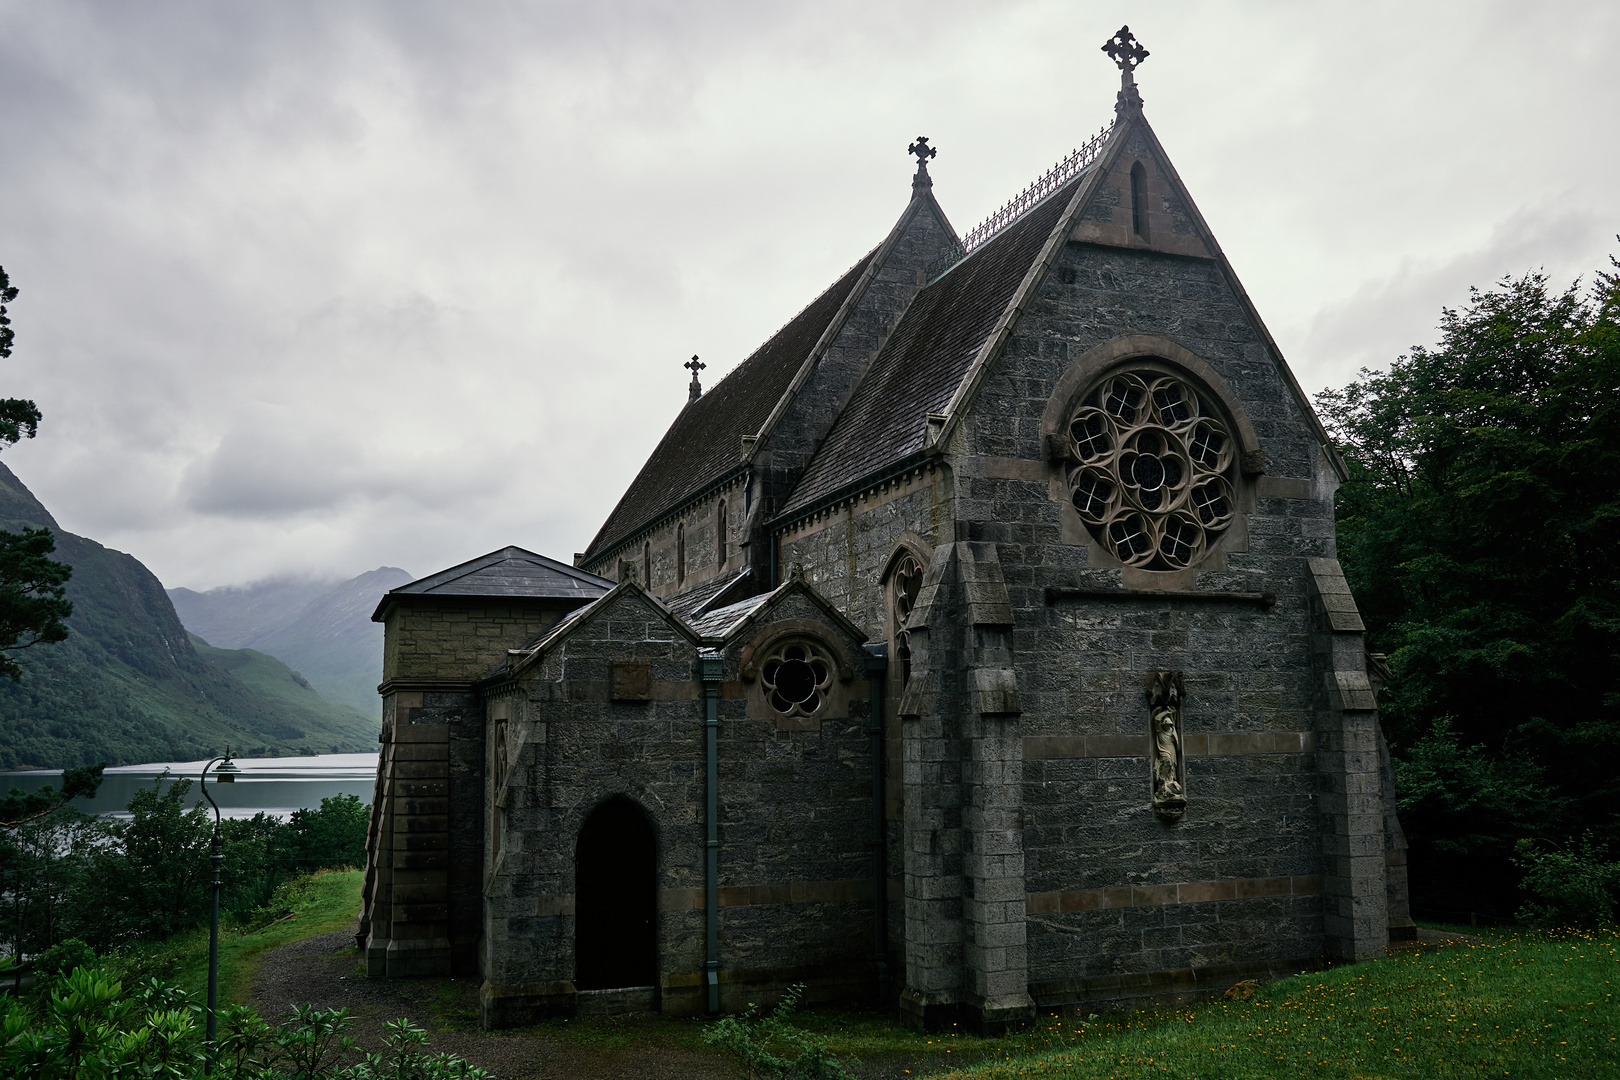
[0, 462, 380, 768]
[169, 567, 411, 716]
[167, 578, 332, 649]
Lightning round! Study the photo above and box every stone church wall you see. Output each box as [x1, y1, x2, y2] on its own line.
[480, 586, 886, 1026]
[610, 479, 747, 599]
[952, 239, 1363, 1004]
[711, 589, 877, 1003]
[779, 472, 949, 641]
[480, 591, 709, 1025]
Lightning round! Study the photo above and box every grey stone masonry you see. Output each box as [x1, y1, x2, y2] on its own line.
[476, 580, 885, 1027]
[956, 542, 1034, 1030]
[1307, 557, 1389, 961]
[896, 542, 966, 1028]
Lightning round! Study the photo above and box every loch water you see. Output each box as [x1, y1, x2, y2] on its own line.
[0, 753, 380, 819]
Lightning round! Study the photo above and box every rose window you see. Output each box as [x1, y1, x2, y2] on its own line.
[1064, 369, 1236, 570]
[761, 641, 835, 718]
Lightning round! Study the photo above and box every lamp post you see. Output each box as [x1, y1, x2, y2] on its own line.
[199, 752, 238, 1076]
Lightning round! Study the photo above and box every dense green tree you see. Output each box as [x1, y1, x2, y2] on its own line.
[1316, 258, 1620, 917]
[0, 266, 73, 681]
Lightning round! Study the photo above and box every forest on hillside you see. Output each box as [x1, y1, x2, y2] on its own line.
[1319, 258, 1620, 922]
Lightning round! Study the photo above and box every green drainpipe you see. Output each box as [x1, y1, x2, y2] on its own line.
[699, 648, 725, 1013]
[863, 643, 890, 1003]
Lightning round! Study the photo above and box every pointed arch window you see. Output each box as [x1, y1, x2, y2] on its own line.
[676, 522, 686, 586]
[1130, 162, 1147, 238]
[643, 541, 651, 590]
[889, 552, 924, 688]
[716, 500, 727, 569]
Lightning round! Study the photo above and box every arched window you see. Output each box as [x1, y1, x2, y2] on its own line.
[643, 541, 651, 590]
[676, 522, 686, 586]
[1130, 162, 1147, 238]
[890, 552, 924, 688]
[716, 501, 727, 569]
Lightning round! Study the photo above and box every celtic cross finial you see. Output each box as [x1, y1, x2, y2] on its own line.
[685, 354, 706, 402]
[907, 136, 937, 193]
[1102, 25, 1149, 73]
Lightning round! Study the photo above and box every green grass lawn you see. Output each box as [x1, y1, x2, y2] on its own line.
[863, 928, 1615, 1080]
[113, 868, 363, 1006]
[99, 883, 1618, 1080]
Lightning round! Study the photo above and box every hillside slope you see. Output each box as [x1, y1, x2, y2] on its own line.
[0, 463, 378, 767]
[188, 633, 378, 747]
[170, 567, 409, 716]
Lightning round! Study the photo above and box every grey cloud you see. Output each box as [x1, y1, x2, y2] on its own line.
[1296, 206, 1615, 389]
[0, 0, 1614, 590]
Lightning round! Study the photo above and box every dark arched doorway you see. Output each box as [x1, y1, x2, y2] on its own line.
[575, 796, 658, 990]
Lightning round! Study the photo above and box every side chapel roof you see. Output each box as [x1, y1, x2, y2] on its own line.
[583, 251, 880, 559]
[371, 545, 611, 620]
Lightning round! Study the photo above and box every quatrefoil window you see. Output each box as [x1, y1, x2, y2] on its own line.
[761, 641, 835, 718]
[1065, 369, 1237, 570]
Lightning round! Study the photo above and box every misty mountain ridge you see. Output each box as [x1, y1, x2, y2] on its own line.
[0, 461, 379, 767]
[170, 567, 411, 716]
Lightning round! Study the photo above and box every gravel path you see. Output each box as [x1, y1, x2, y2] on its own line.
[249, 931, 732, 1080]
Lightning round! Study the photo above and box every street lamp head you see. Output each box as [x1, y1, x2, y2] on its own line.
[212, 754, 239, 784]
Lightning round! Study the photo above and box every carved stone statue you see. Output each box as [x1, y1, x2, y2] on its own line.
[1148, 671, 1186, 820]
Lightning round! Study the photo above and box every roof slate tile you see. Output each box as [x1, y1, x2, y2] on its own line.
[779, 179, 1080, 518]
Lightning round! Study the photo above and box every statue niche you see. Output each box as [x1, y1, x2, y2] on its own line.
[1148, 671, 1186, 821]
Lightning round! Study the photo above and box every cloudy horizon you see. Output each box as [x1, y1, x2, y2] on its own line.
[1, 0, 1615, 592]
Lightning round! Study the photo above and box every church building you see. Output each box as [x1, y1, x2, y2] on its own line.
[358, 28, 1414, 1032]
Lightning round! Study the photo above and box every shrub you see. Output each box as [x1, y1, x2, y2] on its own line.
[1514, 832, 1620, 927]
[0, 966, 490, 1080]
[702, 983, 858, 1080]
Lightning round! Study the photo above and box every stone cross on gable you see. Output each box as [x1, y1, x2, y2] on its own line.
[908, 136, 937, 192]
[685, 354, 706, 402]
[1102, 25, 1149, 73]
[1103, 25, 1149, 116]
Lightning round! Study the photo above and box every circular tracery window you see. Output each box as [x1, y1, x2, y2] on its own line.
[761, 640, 835, 718]
[1065, 369, 1237, 570]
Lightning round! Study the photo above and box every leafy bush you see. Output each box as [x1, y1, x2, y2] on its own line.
[702, 983, 858, 1080]
[1318, 260, 1620, 919]
[1514, 832, 1620, 927]
[1392, 718, 1551, 918]
[0, 966, 490, 1080]
[1, 780, 371, 960]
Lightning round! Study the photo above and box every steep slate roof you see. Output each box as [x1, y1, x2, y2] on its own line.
[778, 175, 1084, 518]
[372, 546, 611, 620]
[663, 566, 756, 622]
[583, 251, 880, 560]
[686, 593, 773, 639]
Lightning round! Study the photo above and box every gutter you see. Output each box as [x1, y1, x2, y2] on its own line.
[863, 644, 890, 1002]
[698, 649, 725, 1013]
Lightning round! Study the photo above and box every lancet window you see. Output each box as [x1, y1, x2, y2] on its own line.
[889, 552, 924, 687]
[716, 501, 727, 569]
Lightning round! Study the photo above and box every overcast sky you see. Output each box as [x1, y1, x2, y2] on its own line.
[1, 0, 1615, 592]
